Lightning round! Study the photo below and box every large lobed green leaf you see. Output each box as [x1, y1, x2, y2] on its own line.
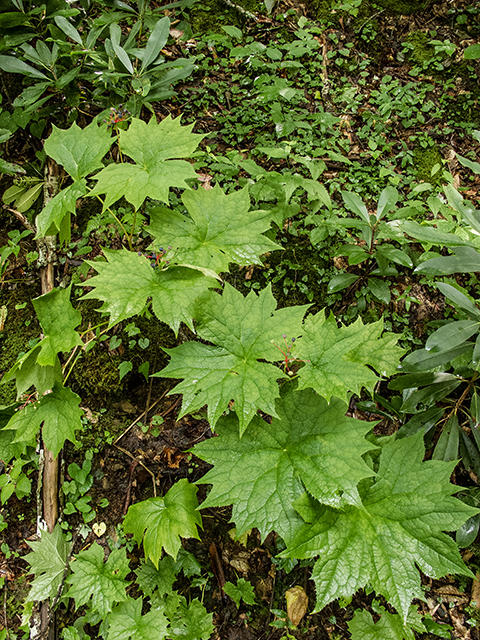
[347, 605, 426, 640]
[89, 116, 203, 209]
[146, 185, 280, 274]
[281, 432, 478, 621]
[44, 121, 113, 181]
[108, 597, 169, 640]
[32, 285, 83, 367]
[66, 543, 130, 617]
[156, 284, 310, 433]
[80, 248, 217, 335]
[168, 597, 214, 640]
[2, 344, 61, 399]
[193, 385, 376, 541]
[5, 383, 83, 457]
[25, 524, 68, 602]
[123, 479, 202, 565]
[36, 180, 87, 239]
[296, 311, 404, 402]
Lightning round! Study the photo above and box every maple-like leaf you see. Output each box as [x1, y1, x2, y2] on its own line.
[66, 543, 129, 617]
[123, 478, 202, 564]
[107, 597, 169, 640]
[44, 121, 113, 181]
[80, 249, 217, 335]
[36, 180, 87, 238]
[88, 116, 202, 209]
[5, 383, 83, 457]
[193, 385, 375, 541]
[146, 185, 279, 273]
[155, 284, 310, 433]
[295, 311, 404, 402]
[32, 285, 83, 366]
[347, 605, 426, 640]
[0, 404, 26, 464]
[169, 598, 214, 640]
[282, 432, 478, 621]
[2, 344, 61, 398]
[24, 524, 68, 602]
[135, 557, 176, 596]
[224, 578, 257, 606]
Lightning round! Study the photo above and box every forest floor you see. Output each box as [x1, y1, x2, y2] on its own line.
[1, 0, 480, 637]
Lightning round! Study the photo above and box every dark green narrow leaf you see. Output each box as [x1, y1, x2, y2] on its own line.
[342, 191, 370, 225]
[416, 247, 480, 276]
[436, 282, 480, 320]
[401, 343, 472, 372]
[54, 16, 83, 45]
[376, 186, 398, 219]
[396, 406, 444, 439]
[432, 414, 459, 462]
[0, 54, 49, 79]
[425, 320, 480, 353]
[328, 273, 358, 293]
[141, 16, 170, 70]
[110, 23, 134, 73]
[473, 334, 480, 368]
[389, 371, 458, 391]
[400, 380, 461, 414]
[459, 429, 480, 478]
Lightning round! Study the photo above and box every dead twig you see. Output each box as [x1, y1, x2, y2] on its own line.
[113, 391, 168, 445]
[114, 443, 157, 498]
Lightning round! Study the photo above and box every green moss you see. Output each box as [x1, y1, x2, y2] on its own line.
[189, 0, 263, 34]
[68, 298, 177, 407]
[413, 143, 443, 184]
[403, 30, 435, 66]
[0, 283, 41, 406]
[307, 0, 432, 24]
[372, 0, 429, 15]
[225, 238, 330, 313]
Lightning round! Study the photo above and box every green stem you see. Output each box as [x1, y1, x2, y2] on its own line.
[129, 201, 146, 249]
[79, 320, 109, 336]
[93, 194, 132, 250]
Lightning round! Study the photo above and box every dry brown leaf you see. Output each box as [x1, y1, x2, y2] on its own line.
[471, 574, 480, 609]
[435, 585, 469, 605]
[285, 585, 308, 627]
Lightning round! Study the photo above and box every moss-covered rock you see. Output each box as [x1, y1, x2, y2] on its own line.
[189, 0, 264, 34]
[307, 0, 435, 23]
[0, 282, 41, 406]
[413, 143, 443, 184]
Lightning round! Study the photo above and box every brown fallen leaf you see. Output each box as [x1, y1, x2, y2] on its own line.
[285, 585, 308, 627]
[471, 574, 480, 609]
[435, 585, 469, 606]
